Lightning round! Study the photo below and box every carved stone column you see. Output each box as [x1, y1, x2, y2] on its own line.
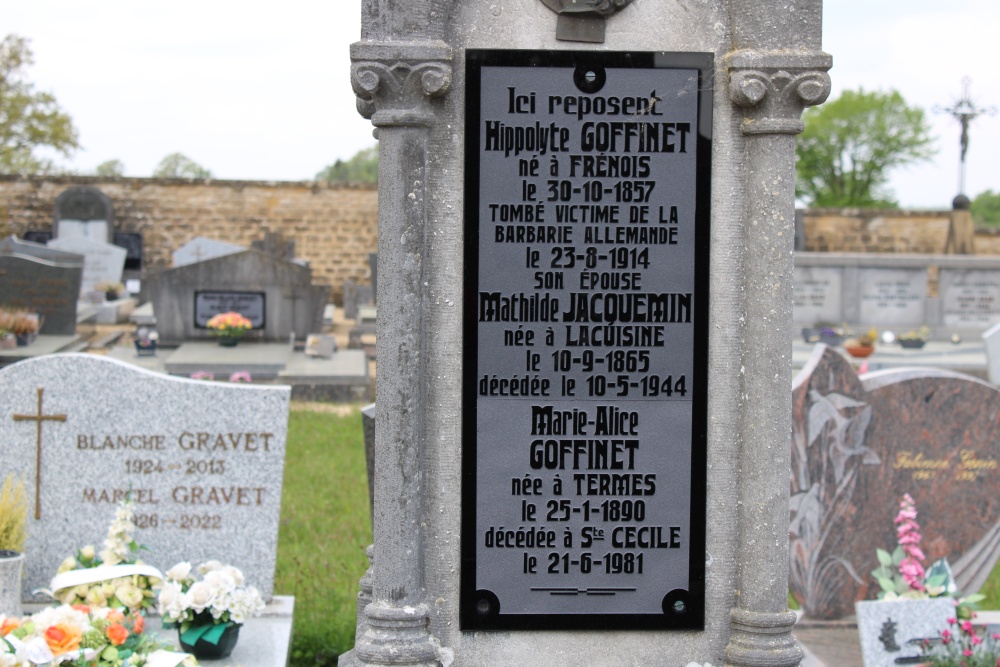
[724, 50, 831, 667]
[343, 40, 452, 667]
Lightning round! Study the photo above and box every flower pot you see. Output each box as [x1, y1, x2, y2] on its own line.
[135, 340, 157, 357]
[218, 337, 240, 347]
[0, 550, 24, 617]
[15, 332, 37, 347]
[845, 345, 874, 358]
[898, 339, 926, 349]
[179, 622, 241, 660]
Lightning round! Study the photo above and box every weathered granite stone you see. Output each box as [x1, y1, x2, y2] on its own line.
[856, 598, 953, 667]
[0, 354, 290, 602]
[47, 236, 127, 298]
[172, 237, 245, 268]
[145, 249, 330, 343]
[790, 345, 1000, 619]
[0, 254, 82, 335]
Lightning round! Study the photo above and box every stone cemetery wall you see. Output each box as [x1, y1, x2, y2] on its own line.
[790, 345, 1000, 619]
[801, 208, 1000, 255]
[0, 354, 290, 602]
[0, 175, 377, 304]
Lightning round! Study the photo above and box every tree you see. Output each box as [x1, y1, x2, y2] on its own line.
[316, 144, 378, 183]
[796, 88, 935, 208]
[971, 190, 1000, 226]
[95, 159, 124, 177]
[0, 34, 79, 175]
[153, 152, 212, 179]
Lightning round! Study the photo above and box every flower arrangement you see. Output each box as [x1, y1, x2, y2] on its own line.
[919, 616, 1000, 667]
[898, 326, 932, 343]
[157, 561, 264, 648]
[228, 372, 252, 383]
[871, 494, 984, 616]
[845, 327, 878, 349]
[0, 475, 28, 553]
[48, 497, 161, 613]
[204, 312, 252, 340]
[0, 604, 194, 667]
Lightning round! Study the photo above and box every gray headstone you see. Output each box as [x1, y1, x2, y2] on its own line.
[54, 186, 115, 243]
[983, 321, 1000, 385]
[47, 236, 127, 298]
[857, 268, 926, 327]
[1, 235, 84, 267]
[0, 354, 290, 602]
[939, 269, 1000, 329]
[172, 237, 246, 268]
[145, 249, 330, 343]
[0, 254, 82, 335]
[793, 266, 842, 324]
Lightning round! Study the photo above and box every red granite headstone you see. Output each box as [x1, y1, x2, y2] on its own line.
[790, 345, 1000, 619]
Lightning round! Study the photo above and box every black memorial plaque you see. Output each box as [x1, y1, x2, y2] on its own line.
[462, 50, 712, 631]
[194, 291, 266, 329]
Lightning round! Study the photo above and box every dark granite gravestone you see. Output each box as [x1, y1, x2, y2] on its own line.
[144, 249, 330, 344]
[54, 186, 114, 242]
[113, 231, 143, 270]
[789, 345, 1000, 619]
[0, 254, 83, 334]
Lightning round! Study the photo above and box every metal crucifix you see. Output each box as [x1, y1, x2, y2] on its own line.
[12, 388, 67, 519]
[935, 77, 997, 195]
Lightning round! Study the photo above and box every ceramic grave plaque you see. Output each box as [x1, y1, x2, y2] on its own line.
[461, 51, 712, 631]
[790, 345, 1000, 619]
[0, 354, 290, 602]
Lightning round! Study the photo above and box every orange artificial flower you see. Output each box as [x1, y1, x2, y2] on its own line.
[72, 604, 90, 614]
[44, 623, 82, 656]
[106, 609, 125, 623]
[132, 614, 145, 634]
[106, 623, 129, 646]
[0, 617, 20, 636]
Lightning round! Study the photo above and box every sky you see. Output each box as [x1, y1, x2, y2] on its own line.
[6, 1, 999, 209]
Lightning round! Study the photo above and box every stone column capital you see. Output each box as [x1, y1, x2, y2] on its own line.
[350, 41, 453, 127]
[726, 49, 832, 135]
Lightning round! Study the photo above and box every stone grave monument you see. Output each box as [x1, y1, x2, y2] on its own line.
[54, 185, 114, 243]
[790, 345, 1000, 619]
[0, 236, 83, 335]
[172, 236, 246, 268]
[0, 353, 290, 602]
[144, 249, 330, 344]
[339, 1, 831, 665]
[47, 235, 128, 299]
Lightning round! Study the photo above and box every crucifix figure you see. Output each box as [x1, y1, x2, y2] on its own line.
[12, 387, 67, 519]
[935, 77, 997, 195]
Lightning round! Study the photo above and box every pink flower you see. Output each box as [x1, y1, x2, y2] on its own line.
[972, 636, 983, 645]
[961, 620, 974, 634]
[942, 629, 952, 644]
[948, 618, 957, 625]
[229, 371, 252, 383]
[964, 648, 973, 657]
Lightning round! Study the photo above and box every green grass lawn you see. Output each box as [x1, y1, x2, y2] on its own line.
[275, 408, 371, 667]
[274, 405, 1000, 664]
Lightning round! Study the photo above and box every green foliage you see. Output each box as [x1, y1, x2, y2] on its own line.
[152, 152, 212, 179]
[0, 474, 28, 552]
[316, 144, 378, 184]
[971, 189, 1000, 226]
[796, 88, 935, 208]
[0, 35, 80, 175]
[95, 159, 124, 177]
[276, 408, 371, 667]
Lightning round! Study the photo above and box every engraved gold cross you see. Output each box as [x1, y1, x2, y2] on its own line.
[12, 388, 67, 519]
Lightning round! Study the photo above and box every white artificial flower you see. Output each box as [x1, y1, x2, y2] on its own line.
[157, 582, 185, 619]
[165, 562, 192, 582]
[204, 569, 236, 594]
[99, 549, 121, 566]
[79, 545, 95, 560]
[196, 560, 224, 575]
[220, 566, 245, 588]
[84, 587, 108, 609]
[184, 582, 216, 614]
